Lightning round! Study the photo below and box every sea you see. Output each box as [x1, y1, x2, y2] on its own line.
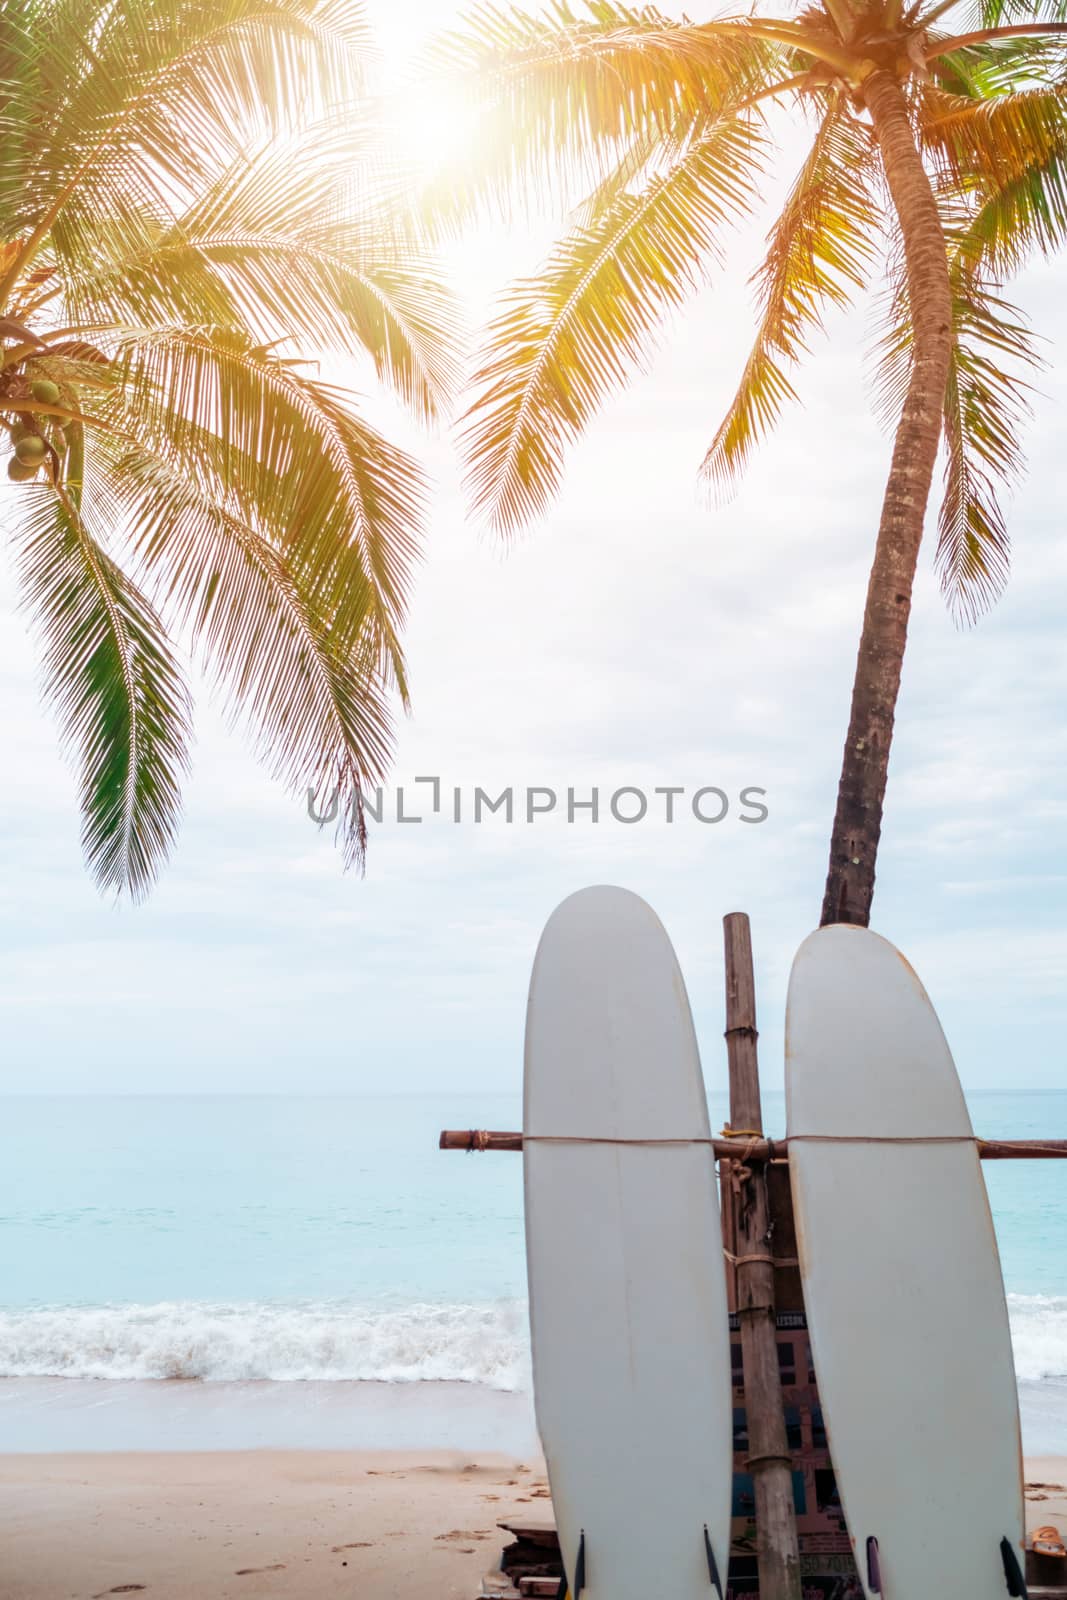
[2, 1092, 1066, 1454]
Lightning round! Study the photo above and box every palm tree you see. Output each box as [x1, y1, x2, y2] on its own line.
[432, 0, 1067, 926]
[0, 0, 457, 898]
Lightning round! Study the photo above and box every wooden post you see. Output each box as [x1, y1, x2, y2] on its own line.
[723, 912, 802, 1600]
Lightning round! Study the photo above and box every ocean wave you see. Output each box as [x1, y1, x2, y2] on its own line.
[1008, 1294, 1067, 1383]
[0, 1300, 531, 1388]
[2, 1294, 1062, 1390]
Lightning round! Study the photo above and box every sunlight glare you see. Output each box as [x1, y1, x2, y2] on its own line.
[381, 64, 483, 184]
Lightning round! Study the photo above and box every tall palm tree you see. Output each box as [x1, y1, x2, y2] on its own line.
[432, 0, 1067, 926]
[0, 0, 457, 898]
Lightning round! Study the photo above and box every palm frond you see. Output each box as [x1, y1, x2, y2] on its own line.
[928, 31, 1067, 96]
[0, 0, 44, 235]
[977, 0, 1067, 31]
[61, 131, 461, 421]
[5, 0, 370, 288]
[939, 280, 1039, 619]
[701, 102, 879, 497]
[14, 479, 192, 898]
[92, 440, 393, 864]
[422, 1, 783, 228]
[871, 236, 1042, 621]
[922, 77, 1067, 190]
[0, 0, 440, 897]
[936, 84, 1067, 268]
[108, 325, 426, 675]
[461, 111, 769, 533]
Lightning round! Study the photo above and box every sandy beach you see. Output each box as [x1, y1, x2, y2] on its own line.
[0, 1449, 551, 1600]
[1, 1450, 1064, 1599]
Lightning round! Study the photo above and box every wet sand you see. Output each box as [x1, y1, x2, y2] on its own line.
[0, 1377, 537, 1457]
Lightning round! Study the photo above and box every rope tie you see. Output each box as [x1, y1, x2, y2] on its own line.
[719, 1127, 763, 1218]
[466, 1129, 490, 1152]
[723, 1249, 800, 1270]
[524, 1134, 727, 1148]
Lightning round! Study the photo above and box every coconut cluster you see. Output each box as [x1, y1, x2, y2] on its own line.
[4, 376, 69, 483]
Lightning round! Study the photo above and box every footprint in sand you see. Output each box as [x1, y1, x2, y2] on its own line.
[93, 1588, 147, 1597]
[331, 1543, 373, 1552]
[234, 1565, 286, 1576]
[435, 1530, 489, 1542]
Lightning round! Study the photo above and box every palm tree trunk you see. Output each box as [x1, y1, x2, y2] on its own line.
[820, 70, 953, 928]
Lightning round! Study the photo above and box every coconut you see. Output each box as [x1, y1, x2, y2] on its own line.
[15, 433, 46, 465]
[7, 457, 38, 482]
[30, 378, 61, 406]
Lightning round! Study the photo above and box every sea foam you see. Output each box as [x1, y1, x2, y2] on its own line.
[0, 1300, 530, 1388]
[1, 1295, 1063, 1391]
[1007, 1293, 1067, 1382]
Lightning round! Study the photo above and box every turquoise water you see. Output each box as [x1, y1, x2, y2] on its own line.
[1, 1092, 1065, 1392]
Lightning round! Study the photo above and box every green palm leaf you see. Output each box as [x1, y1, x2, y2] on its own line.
[0, 0, 452, 897]
[701, 101, 879, 496]
[2, 0, 371, 300]
[108, 325, 424, 673]
[979, 0, 1067, 29]
[423, 2, 781, 229]
[61, 129, 460, 422]
[14, 480, 192, 900]
[871, 229, 1042, 620]
[96, 440, 394, 862]
[932, 82, 1067, 267]
[938, 279, 1039, 618]
[461, 112, 770, 532]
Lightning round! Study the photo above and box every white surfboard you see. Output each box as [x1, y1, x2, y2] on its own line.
[786, 924, 1024, 1599]
[524, 886, 733, 1598]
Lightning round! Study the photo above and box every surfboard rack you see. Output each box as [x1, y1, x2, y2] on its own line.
[439, 1130, 1067, 1161]
[445, 910, 1058, 1600]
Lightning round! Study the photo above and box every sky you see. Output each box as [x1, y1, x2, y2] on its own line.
[1, 0, 1065, 1098]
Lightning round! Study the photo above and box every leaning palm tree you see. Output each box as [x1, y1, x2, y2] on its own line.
[0, 0, 456, 898]
[432, 0, 1067, 926]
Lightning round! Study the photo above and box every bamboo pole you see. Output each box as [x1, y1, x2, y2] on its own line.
[438, 1132, 1067, 1161]
[722, 912, 802, 1600]
[437, 1130, 786, 1157]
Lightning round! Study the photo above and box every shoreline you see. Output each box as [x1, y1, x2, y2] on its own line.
[2, 1373, 1063, 1456]
[0, 1376, 539, 1456]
